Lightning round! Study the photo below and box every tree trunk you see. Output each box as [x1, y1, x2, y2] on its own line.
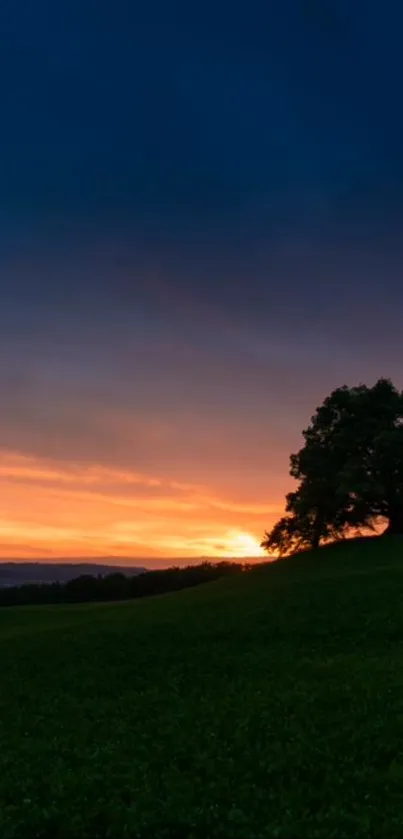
[311, 509, 323, 550]
[385, 507, 403, 535]
[311, 532, 320, 550]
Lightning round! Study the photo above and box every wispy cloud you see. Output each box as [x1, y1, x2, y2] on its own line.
[0, 450, 281, 562]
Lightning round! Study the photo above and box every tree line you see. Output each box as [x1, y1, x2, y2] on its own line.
[0, 561, 249, 608]
[262, 378, 403, 556]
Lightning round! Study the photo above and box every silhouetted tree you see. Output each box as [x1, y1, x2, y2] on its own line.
[262, 378, 403, 556]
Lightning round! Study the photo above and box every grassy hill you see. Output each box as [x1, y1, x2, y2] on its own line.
[2, 536, 403, 838]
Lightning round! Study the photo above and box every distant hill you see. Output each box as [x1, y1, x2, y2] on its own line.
[0, 555, 269, 588]
[0, 562, 147, 588]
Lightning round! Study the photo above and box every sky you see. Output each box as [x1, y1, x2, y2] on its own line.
[1, 1, 403, 564]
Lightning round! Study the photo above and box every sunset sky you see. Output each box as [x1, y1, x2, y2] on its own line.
[1, 2, 403, 564]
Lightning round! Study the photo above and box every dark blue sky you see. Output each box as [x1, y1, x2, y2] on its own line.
[2, 0, 403, 228]
[1, 1, 403, 557]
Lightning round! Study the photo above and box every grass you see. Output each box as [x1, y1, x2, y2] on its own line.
[2, 537, 403, 837]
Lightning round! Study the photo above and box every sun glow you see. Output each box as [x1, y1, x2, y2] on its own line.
[0, 450, 278, 563]
[224, 530, 265, 558]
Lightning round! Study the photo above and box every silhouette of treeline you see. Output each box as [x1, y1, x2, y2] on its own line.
[0, 561, 250, 608]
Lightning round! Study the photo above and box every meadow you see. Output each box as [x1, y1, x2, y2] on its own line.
[2, 536, 403, 838]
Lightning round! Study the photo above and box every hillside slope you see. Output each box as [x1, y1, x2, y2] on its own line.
[1, 536, 403, 838]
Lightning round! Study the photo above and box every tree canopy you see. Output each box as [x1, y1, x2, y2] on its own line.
[261, 378, 403, 557]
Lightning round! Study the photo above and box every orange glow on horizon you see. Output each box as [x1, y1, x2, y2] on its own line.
[0, 449, 281, 566]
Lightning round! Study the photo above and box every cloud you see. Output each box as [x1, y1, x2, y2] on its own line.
[0, 450, 280, 561]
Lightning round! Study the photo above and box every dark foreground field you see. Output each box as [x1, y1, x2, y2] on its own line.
[2, 537, 403, 838]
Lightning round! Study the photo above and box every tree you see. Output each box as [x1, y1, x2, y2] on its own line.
[261, 511, 320, 556]
[261, 378, 403, 557]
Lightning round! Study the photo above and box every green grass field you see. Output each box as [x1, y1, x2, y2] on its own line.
[2, 536, 403, 838]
